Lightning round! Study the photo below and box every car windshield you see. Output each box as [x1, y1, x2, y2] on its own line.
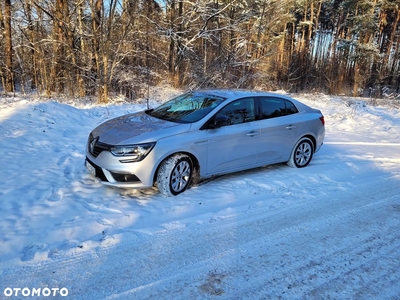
[147, 92, 226, 123]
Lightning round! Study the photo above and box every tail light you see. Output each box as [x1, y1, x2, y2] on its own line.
[319, 116, 325, 126]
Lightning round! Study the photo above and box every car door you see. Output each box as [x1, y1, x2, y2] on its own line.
[256, 97, 301, 164]
[205, 98, 260, 175]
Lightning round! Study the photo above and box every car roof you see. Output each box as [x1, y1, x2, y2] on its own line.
[192, 89, 313, 113]
[193, 89, 292, 100]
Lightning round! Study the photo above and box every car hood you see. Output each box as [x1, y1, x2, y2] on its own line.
[91, 111, 190, 145]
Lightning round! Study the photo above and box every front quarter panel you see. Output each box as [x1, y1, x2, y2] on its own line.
[149, 128, 209, 179]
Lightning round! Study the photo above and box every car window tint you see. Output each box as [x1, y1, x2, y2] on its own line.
[285, 100, 299, 114]
[217, 98, 255, 126]
[259, 97, 298, 119]
[259, 98, 285, 119]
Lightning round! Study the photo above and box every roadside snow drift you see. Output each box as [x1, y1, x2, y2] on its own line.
[1, 91, 399, 299]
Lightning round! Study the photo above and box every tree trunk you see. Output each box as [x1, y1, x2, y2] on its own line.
[168, 0, 176, 75]
[353, 64, 360, 97]
[91, 0, 104, 102]
[76, 0, 86, 97]
[26, 0, 38, 90]
[4, 0, 14, 92]
[49, 0, 65, 94]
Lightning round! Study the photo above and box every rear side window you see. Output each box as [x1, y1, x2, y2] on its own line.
[259, 97, 298, 119]
[285, 100, 298, 115]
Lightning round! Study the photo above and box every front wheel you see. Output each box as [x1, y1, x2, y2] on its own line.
[157, 154, 193, 197]
[287, 137, 314, 168]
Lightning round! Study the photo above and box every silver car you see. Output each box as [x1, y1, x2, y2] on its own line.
[85, 90, 325, 196]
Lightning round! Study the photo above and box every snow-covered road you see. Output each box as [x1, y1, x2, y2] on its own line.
[4, 175, 400, 299]
[1, 92, 399, 299]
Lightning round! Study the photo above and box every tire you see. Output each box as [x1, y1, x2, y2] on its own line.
[287, 137, 314, 168]
[157, 154, 193, 197]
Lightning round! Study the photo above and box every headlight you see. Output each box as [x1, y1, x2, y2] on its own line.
[110, 142, 155, 162]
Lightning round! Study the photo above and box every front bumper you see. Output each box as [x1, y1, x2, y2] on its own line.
[85, 155, 154, 189]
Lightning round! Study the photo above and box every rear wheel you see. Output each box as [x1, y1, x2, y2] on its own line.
[157, 154, 193, 197]
[287, 137, 314, 168]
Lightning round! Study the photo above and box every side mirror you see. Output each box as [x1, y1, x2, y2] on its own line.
[208, 114, 229, 129]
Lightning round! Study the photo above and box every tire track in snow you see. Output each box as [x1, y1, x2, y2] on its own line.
[325, 141, 400, 146]
[238, 194, 400, 299]
[1, 178, 399, 299]
[103, 180, 400, 299]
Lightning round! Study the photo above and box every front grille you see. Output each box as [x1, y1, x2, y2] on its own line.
[88, 134, 111, 157]
[92, 141, 110, 157]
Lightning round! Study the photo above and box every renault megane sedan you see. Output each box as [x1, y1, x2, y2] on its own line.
[85, 90, 325, 196]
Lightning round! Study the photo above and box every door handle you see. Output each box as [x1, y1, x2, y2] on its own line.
[247, 131, 259, 137]
[286, 125, 296, 130]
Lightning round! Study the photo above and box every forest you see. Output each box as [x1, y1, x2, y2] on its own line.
[1, 0, 400, 102]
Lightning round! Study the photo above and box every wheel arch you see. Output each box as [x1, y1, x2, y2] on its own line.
[153, 151, 201, 186]
[287, 134, 316, 168]
[301, 134, 317, 152]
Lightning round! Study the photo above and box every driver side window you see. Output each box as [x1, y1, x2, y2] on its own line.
[217, 98, 255, 126]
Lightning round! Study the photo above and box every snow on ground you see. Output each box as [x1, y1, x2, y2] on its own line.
[0, 88, 400, 299]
